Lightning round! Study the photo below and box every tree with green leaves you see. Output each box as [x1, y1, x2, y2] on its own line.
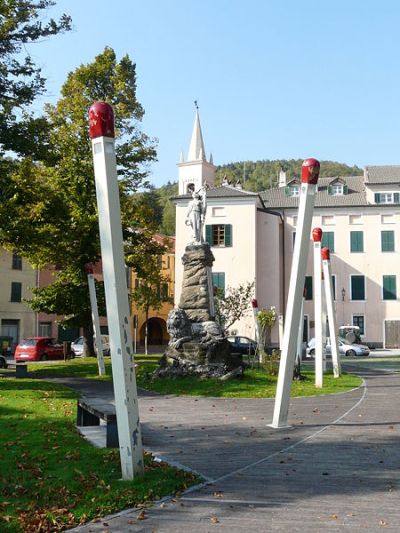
[0, 47, 158, 354]
[214, 281, 255, 332]
[0, 1, 71, 160]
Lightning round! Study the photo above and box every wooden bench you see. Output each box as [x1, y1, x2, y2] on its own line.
[76, 397, 118, 448]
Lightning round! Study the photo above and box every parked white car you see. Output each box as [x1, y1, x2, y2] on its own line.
[306, 337, 370, 358]
[71, 335, 110, 357]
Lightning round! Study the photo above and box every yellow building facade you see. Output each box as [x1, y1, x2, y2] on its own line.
[130, 236, 175, 348]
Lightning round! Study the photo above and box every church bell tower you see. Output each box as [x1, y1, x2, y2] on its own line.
[178, 110, 216, 195]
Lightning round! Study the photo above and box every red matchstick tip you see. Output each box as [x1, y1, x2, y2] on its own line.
[312, 227, 323, 242]
[251, 298, 258, 308]
[321, 247, 330, 261]
[84, 263, 94, 274]
[88, 101, 115, 140]
[301, 158, 320, 184]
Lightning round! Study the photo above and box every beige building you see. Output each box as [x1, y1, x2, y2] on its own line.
[0, 249, 37, 351]
[174, 113, 400, 348]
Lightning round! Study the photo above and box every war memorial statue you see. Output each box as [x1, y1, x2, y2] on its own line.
[156, 187, 244, 379]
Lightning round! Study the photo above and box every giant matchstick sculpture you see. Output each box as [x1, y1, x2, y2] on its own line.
[322, 247, 341, 378]
[84, 262, 106, 377]
[271, 158, 320, 428]
[312, 228, 324, 388]
[89, 102, 143, 479]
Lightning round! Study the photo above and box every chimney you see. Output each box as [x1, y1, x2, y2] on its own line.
[278, 169, 287, 188]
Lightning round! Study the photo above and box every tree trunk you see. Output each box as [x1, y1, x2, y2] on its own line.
[83, 319, 95, 357]
[145, 306, 149, 355]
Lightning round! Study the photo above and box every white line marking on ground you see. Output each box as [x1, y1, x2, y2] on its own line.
[184, 379, 367, 493]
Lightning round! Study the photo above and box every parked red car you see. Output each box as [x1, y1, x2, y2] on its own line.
[15, 337, 65, 362]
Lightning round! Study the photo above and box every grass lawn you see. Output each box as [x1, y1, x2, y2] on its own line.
[26, 356, 362, 398]
[0, 378, 199, 532]
[135, 366, 362, 398]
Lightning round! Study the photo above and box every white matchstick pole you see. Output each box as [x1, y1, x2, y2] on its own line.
[89, 101, 143, 479]
[312, 228, 324, 388]
[271, 158, 320, 428]
[251, 298, 262, 363]
[322, 247, 341, 378]
[85, 263, 106, 376]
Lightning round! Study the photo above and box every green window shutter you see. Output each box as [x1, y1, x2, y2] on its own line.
[383, 275, 397, 300]
[212, 272, 226, 295]
[381, 230, 395, 252]
[331, 275, 336, 300]
[205, 225, 212, 245]
[350, 231, 363, 252]
[284, 185, 290, 196]
[322, 232, 335, 253]
[304, 276, 313, 300]
[343, 184, 348, 195]
[351, 275, 365, 300]
[328, 184, 332, 195]
[374, 193, 380, 203]
[395, 193, 400, 203]
[224, 224, 232, 246]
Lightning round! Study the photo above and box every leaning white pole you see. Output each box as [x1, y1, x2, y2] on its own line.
[271, 158, 320, 428]
[322, 247, 341, 377]
[312, 228, 324, 388]
[296, 293, 305, 364]
[89, 101, 143, 479]
[85, 263, 106, 376]
[251, 298, 262, 362]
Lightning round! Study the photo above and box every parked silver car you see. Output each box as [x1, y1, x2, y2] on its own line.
[71, 335, 110, 357]
[306, 337, 370, 357]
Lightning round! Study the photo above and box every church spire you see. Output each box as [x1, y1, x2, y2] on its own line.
[187, 110, 206, 162]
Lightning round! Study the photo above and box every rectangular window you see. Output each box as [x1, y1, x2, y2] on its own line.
[292, 231, 296, 249]
[10, 282, 22, 302]
[350, 231, 364, 252]
[38, 322, 52, 337]
[383, 275, 397, 300]
[331, 275, 336, 300]
[322, 216, 335, 226]
[304, 276, 313, 300]
[381, 230, 395, 252]
[12, 253, 22, 270]
[212, 272, 225, 295]
[161, 283, 169, 300]
[351, 275, 365, 301]
[349, 215, 363, 225]
[205, 224, 232, 247]
[212, 207, 225, 217]
[322, 231, 335, 253]
[352, 315, 365, 336]
[381, 214, 395, 224]
[375, 192, 400, 204]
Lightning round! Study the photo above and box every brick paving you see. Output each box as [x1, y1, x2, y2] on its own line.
[69, 365, 400, 532]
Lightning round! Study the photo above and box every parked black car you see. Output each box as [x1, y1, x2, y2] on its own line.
[227, 336, 257, 355]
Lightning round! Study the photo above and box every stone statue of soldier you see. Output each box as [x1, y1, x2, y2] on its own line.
[185, 186, 207, 244]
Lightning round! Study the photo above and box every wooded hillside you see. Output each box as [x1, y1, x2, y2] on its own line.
[154, 159, 363, 235]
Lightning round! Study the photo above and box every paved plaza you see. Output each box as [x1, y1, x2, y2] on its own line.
[69, 363, 400, 532]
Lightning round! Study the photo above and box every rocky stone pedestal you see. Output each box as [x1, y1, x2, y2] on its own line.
[154, 242, 244, 380]
[179, 243, 215, 322]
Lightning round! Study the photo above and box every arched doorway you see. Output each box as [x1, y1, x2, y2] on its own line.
[140, 317, 168, 345]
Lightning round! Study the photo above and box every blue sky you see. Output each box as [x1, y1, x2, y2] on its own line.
[31, 0, 400, 187]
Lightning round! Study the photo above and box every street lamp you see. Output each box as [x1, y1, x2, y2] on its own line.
[341, 287, 346, 301]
